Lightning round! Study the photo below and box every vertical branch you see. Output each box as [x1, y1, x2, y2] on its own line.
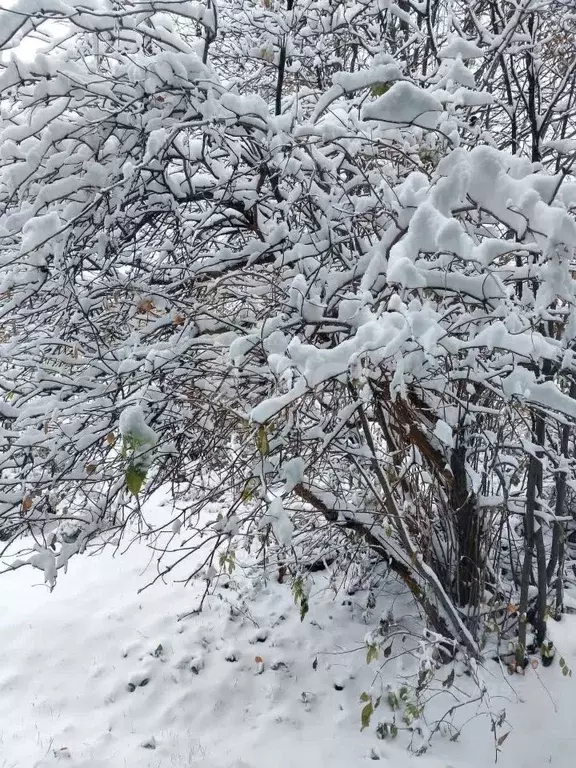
[517, 409, 546, 663]
[202, 0, 218, 64]
[351, 392, 479, 657]
[275, 0, 294, 116]
[525, 13, 541, 163]
[451, 439, 482, 613]
[547, 380, 576, 615]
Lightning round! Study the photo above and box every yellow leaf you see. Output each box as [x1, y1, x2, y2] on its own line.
[241, 477, 259, 501]
[256, 425, 269, 456]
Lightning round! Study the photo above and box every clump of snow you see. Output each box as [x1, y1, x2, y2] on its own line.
[264, 497, 294, 548]
[362, 82, 443, 130]
[438, 37, 484, 59]
[279, 457, 305, 493]
[433, 419, 454, 448]
[544, 139, 576, 155]
[119, 404, 158, 447]
[312, 62, 404, 122]
[20, 211, 62, 257]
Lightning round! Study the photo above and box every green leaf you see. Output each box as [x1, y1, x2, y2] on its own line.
[497, 731, 510, 747]
[122, 434, 146, 458]
[256, 425, 269, 456]
[361, 702, 374, 731]
[406, 702, 422, 719]
[387, 692, 398, 710]
[560, 657, 566, 667]
[366, 644, 379, 664]
[241, 477, 259, 502]
[390, 723, 398, 739]
[293, 576, 308, 621]
[370, 83, 391, 97]
[293, 577, 304, 601]
[125, 466, 147, 495]
[360, 692, 371, 703]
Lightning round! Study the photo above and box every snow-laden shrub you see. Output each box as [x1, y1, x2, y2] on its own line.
[1, 0, 576, 664]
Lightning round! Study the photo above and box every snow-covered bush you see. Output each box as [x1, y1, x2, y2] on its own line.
[1, 0, 576, 664]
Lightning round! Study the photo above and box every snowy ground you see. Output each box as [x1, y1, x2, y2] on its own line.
[1, 497, 575, 768]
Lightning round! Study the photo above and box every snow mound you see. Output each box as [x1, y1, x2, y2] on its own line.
[362, 82, 442, 130]
[1, 496, 576, 768]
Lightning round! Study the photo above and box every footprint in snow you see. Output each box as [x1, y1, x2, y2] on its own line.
[224, 646, 240, 662]
[248, 627, 270, 644]
[126, 669, 152, 692]
[174, 653, 204, 674]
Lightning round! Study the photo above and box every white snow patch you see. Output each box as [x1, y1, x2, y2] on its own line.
[0, 494, 575, 768]
[119, 404, 158, 446]
[434, 419, 454, 447]
[362, 82, 442, 130]
[438, 37, 484, 60]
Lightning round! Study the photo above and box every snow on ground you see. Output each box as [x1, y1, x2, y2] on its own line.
[0, 495, 575, 768]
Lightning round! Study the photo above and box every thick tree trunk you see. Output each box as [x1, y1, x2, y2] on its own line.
[293, 473, 481, 659]
[450, 444, 482, 611]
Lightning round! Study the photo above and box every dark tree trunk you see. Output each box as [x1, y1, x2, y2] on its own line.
[451, 444, 482, 610]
